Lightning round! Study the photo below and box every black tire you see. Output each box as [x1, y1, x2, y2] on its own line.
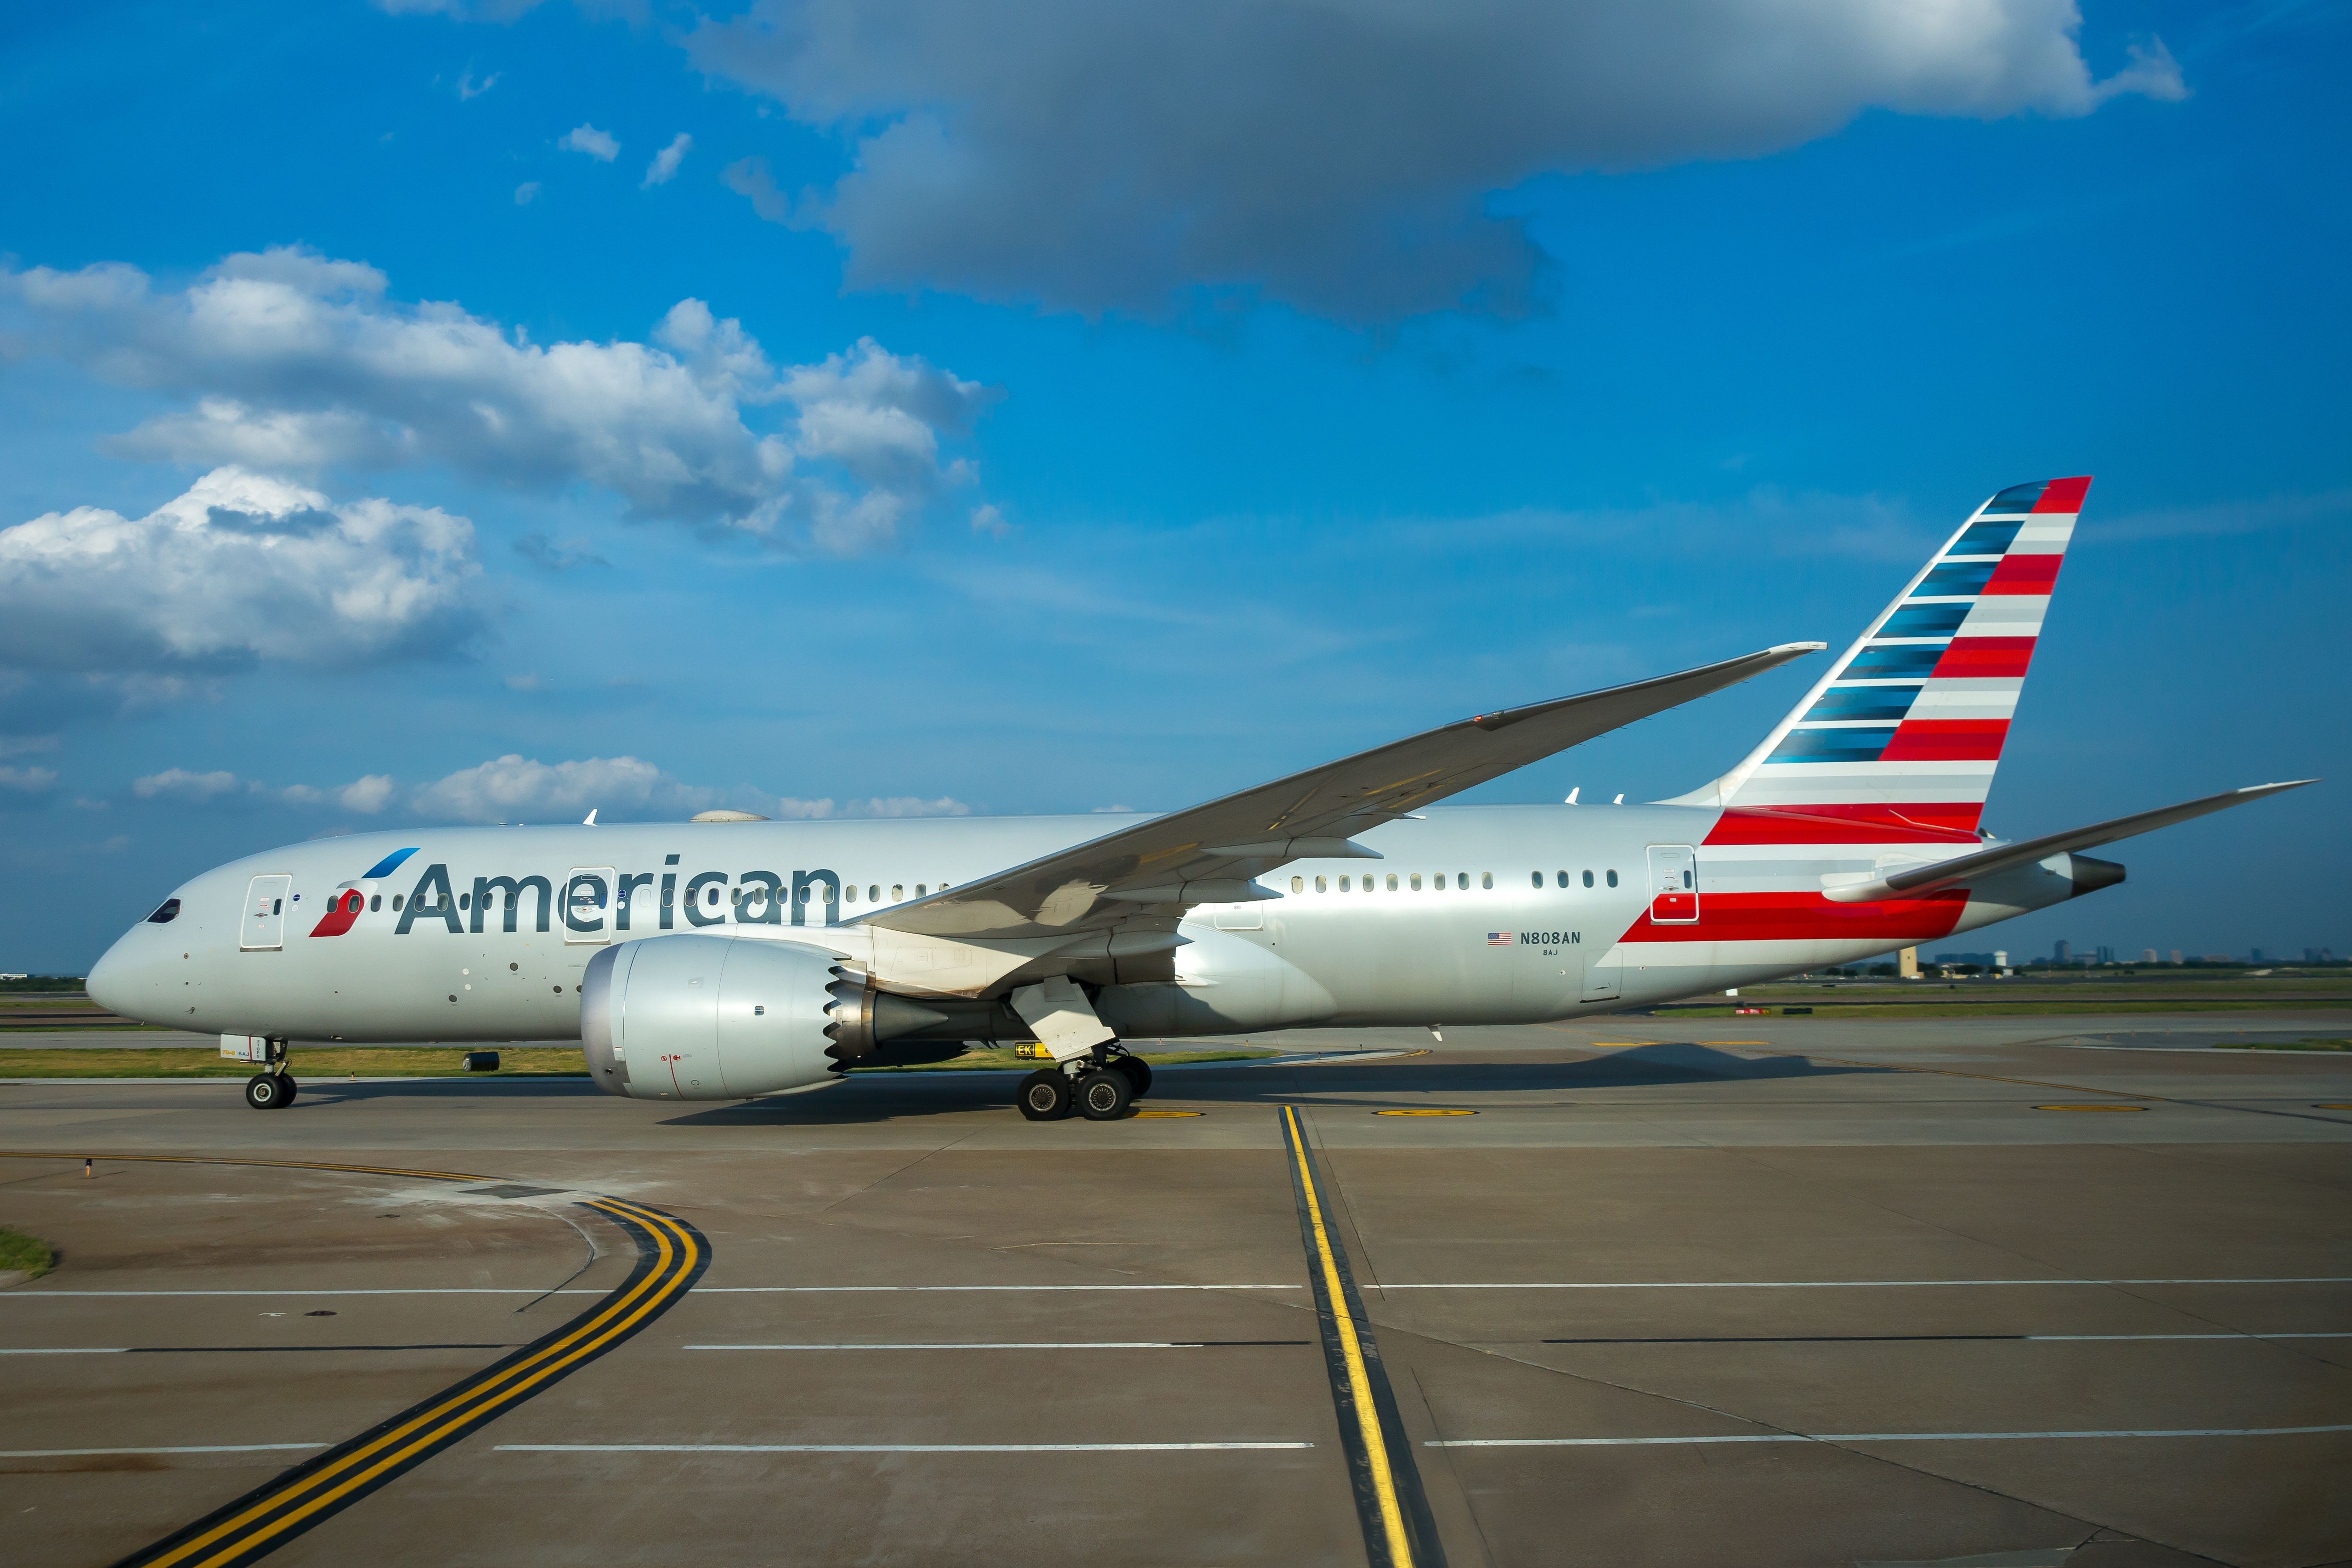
[279, 1074, 299, 1105]
[1113, 1056, 1152, 1098]
[1017, 1070, 1071, 1121]
[244, 1073, 284, 1111]
[1075, 1068, 1133, 1121]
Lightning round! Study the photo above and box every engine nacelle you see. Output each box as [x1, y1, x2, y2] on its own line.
[582, 934, 845, 1101]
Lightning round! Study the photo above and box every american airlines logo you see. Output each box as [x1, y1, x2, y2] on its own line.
[372, 860, 848, 936]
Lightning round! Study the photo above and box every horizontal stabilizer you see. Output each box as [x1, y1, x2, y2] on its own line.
[1822, 780, 2316, 904]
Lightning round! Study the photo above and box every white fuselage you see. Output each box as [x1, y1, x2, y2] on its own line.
[88, 804, 2092, 1051]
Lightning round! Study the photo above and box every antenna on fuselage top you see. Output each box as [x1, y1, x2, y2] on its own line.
[1565, 787, 1579, 804]
[582, 809, 598, 826]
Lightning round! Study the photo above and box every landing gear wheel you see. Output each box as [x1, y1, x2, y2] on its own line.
[278, 1074, 299, 1105]
[1112, 1056, 1152, 1098]
[1075, 1068, 1133, 1121]
[244, 1073, 286, 1110]
[1017, 1070, 1071, 1121]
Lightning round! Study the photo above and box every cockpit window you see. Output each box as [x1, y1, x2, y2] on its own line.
[146, 898, 181, 924]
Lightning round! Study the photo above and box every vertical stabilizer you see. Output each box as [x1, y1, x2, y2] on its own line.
[1670, 476, 2089, 837]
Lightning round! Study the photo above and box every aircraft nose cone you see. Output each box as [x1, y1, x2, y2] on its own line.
[86, 929, 157, 1024]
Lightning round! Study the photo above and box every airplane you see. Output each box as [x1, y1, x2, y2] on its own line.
[87, 475, 2310, 1119]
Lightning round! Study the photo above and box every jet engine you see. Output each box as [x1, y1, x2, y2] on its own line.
[581, 935, 977, 1100]
[582, 934, 845, 1101]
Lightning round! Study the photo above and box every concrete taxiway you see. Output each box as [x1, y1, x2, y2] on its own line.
[2, 1014, 2347, 1568]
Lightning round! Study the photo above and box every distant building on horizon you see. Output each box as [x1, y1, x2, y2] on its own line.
[2171, 950, 2183, 964]
[2141, 949, 2158, 963]
[2053, 940, 2070, 963]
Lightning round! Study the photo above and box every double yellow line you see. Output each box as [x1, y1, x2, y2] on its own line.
[1279, 1106, 1427, 1568]
[0, 1155, 707, 1568]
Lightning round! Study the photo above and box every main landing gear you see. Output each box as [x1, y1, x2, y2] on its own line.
[1017, 1046, 1151, 1122]
[242, 1036, 297, 1110]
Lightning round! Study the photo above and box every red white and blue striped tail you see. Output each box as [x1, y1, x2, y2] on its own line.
[1673, 476, 2090, 842]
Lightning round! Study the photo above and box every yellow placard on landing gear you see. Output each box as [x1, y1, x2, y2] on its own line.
[220, 1034, 270, 1062]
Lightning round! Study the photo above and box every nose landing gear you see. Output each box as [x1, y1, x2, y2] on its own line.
[1015, 1045, 1149, 1122]
[239, 1036, 297, 1109]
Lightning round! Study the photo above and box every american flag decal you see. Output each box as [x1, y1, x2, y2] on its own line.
[1487, 931, 1512, 946]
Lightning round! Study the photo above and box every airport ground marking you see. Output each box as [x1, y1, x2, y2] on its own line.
[2035, 1104, 2148, 1112]
[1372, 1108, 1476, 1117]
[1431, 1424, 2352, 1447]
[0, 1457, 331, 1466]
[684, 1340, 1311, 1350]
[498, 1442, 1316, 1453]
[13, 1276, 2346, 1300]
[1713, 1046, 2352, 1128]
[1281, 1104, 1444, 1568]
[0, 1155, 709, 1568]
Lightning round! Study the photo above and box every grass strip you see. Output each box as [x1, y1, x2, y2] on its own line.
[0, 1045, 1275, 1078]
[848, 1047, 1275, 1073]
[1655, 1000, 2352, 1019]
[0, 1225, 56, 1279]
[0, 1046, 591, 1079]
[2214, 1038, 2352, 1052]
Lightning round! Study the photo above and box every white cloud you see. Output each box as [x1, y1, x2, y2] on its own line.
[134, 767, 241, 801]
[0, 467, 483, 679]
[559, 123, 620, 161]
[686, 0, 2188, 320]
[458, 69, 500, 100]
[643, 132, 692, 187]
[0, 765, 58, 794]
[969, 503, 1009, 538]
[514, 181, 542, 205]
[113, 753, 976, 824]
[339, 774, 397, 813]
[6, 249, 997, 550]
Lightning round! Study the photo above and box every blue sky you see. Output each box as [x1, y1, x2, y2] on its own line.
[1, 0, 2344, 973]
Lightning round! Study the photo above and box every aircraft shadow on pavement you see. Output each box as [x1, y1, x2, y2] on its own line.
[658, 1042, 1883, 1126]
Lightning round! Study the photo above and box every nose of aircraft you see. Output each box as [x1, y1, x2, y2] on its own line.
[86, 925, 158, 1024]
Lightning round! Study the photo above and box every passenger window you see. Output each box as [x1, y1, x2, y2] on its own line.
[916, 884, 927, 897]
[1290, 876, 1304, 894]
[1409, 873, 1422, 891]
[869, 886, 880, 901]
[392, 894, 403, 911]
[845, 885, 857, 903]
[369, 894, 381, 911]
[1339, 875, 1351, 891]
[1556, 871, 1568, 888]
[458, 894, 469, 911]
[1314, 876, 1327, 893]
[1606, 869, 1619, 887]
[892, 885, 903, 900]
[1480, 872, 1492, 890]
[1457, 873, 1468, 890]
[1583, 870, 1594, 888]
[1530, 872, 1542, 889]
[1385, 874, 1398, 891]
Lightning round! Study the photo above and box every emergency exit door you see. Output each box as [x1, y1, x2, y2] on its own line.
[1646, 845, 1698, 924]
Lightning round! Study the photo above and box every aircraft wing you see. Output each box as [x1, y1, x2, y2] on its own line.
[859, 642, 1823, 942]
[1823, 779, 2317, 904]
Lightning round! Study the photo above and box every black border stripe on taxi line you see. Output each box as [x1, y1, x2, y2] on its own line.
[1280, 1106, 1445, 1568]
[0, 1154, 707, 1568]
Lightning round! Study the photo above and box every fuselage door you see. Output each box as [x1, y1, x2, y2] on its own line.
[564, 866, 615, 945]
[1646, 844, 1698, 924]
[241, 874, 292, 951]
